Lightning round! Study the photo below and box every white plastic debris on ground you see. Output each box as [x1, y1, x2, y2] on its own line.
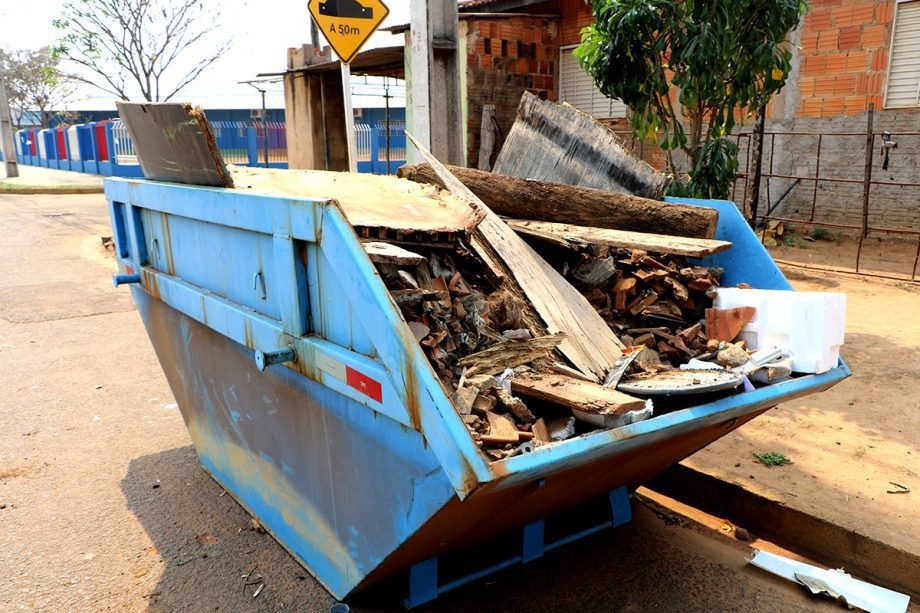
[748, 550, 910, 613]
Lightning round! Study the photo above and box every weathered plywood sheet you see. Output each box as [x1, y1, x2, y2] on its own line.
[492, 92, 667, 199]
[116, 102, 232, 187]
[230, 166, 485, 235]
[508, 220, 733, 258]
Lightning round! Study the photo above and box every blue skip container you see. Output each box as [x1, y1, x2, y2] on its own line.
[106, 177, 848, 605]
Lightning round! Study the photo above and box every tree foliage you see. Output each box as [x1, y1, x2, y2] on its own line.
[0, 47, 74, 128]
[576, 0, 806, 198]
[53, 0, 230, 102]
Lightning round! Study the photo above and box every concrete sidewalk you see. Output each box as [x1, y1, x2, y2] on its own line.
[651, 265, 919, 598]
[0, 164, 104, 193]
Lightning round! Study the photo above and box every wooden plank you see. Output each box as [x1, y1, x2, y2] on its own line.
[231, 166, 485, 235]
[511, 372, 646, 415]
[397, 163, 720, 239]
[407, 132, 624, 382]
[491, 92, 668, 199]
[362, 242, 427, 266]
[705, 307, 757, 342]
[507, 220, 732, 258]
[116, 102, 233, 187]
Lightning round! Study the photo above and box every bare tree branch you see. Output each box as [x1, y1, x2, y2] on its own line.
[53, 0, 230, 102]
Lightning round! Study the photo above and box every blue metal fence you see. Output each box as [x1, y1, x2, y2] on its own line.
[11, 118, 407, 176]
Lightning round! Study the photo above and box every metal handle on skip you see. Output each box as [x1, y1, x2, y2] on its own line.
[255, 346, 296, 372]
[113, 273, 142, 287]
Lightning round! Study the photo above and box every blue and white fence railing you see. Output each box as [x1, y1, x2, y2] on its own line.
[356, 120, 407, 175]
[10, 117, 407, 176]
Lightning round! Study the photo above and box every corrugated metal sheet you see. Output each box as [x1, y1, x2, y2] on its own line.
[559, 45, 628, 119]
[886, 1, 920, 108]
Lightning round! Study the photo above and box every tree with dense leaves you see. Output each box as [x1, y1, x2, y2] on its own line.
[576, 0, 806, 199]
[53, 0, 230, 102]
[0, 47, 74, 128]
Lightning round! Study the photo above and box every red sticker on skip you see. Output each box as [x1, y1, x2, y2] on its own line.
[346, 366, 382, 403]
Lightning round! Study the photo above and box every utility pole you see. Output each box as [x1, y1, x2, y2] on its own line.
[409, 0, 464, 165]
[0, 79, 19, 178]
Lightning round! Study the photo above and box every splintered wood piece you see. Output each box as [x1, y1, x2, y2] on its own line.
[455, 333, 566, 376]
[688, 276, 715, 292]
[407, 132, 624, 381]
[506, 219, 732, 258]
[512, 373, 646, 415]
[705, 306, 756, 342]
[389, 289, 447, 306]
[664, 277, 690, 302]
[116, 102, 233, 187]
[628, 291, 658, 315]
[363, 242, 427, 266]
[495, 388, 536, 423]
[531, 418, 551, 443]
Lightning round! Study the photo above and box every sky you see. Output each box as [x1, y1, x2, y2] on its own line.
[0, 0, 412, 110]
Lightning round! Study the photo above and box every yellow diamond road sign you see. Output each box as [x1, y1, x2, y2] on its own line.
[308, 0, 390, 64]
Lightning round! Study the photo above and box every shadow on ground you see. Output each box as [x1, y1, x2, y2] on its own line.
[122, 448, 835, 612]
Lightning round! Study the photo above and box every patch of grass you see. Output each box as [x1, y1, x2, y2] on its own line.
[809, 227, 831, 241]
[753, 451, 792, 467]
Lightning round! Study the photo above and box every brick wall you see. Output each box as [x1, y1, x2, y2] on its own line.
[796, 0, 896, 118]
[464, 15, 560, 167]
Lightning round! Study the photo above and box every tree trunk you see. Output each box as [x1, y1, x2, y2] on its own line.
[397, 163, 720, 239]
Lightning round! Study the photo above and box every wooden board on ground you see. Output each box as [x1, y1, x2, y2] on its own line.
[116, 102, 233, 188]
[397, 163, 719, 239]
[512, 372, 646, 415]
[507, 220, 732, 258]
[491, 92, 668, 199]
[406, 132, 625, 382]
[231, 166, 485, 237]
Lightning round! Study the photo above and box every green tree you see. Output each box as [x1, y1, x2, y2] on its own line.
[576, 0, 806, 198]
[0, 47, 74, 128]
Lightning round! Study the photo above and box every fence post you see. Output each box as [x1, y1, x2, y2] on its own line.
[105, 122, 117, 170]
[861, 103, 874, 239]
[744, 103, 766, 229]
[247, 126, 258, 166]
[371, 124, 380, 173]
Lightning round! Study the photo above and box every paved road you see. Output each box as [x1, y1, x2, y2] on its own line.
[0, 192, 881, 612]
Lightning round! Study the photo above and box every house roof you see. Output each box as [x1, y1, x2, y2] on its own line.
[458, 0, 548, 12]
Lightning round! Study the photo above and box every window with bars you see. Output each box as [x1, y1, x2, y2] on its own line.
[885, 0, 920, 108]
[558, 45, 628, 119]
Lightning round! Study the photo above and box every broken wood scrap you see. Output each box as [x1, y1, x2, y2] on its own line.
[511, 372, 646, 416]
[507, 220, 733, 258]
[397, 163, 719, 239]
[455, 333, 566, 376]
[407, 132, 624, 382]
[362, 241, 427, 266]
[705, 307, 756, 342]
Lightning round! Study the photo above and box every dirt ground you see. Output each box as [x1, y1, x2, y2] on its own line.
[0, 192, 916, 611]
[684, 264, 920, 560]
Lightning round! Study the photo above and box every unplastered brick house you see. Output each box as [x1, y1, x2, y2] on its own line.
[446, 0, 920, 233]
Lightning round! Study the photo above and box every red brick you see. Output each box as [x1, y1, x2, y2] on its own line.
[876, 0, 895, 25]
[814, 75, 837, 95]
[846, 50, 870, 73]
[799, 77, 817, 98]
[800, 98, 824, 117]
[802, 55, 828, 76]
[817, 31, 839, 51]
[801, 31, 820, 53]
[833, 74, 857, 94]
[871, 48, 889, 72]
[862, 24, 889, 49]
[822, 97, 845, 115]
[867, 72, 886, 96]
[833, 4, 875, 27]
[807, 7, 833, 30]
[844, 95, 868, 113]
[855, 72, 868, 93]
[868, 95, 884, 110]
[825, 52, 848, 73]
[838, 25, 862, 50]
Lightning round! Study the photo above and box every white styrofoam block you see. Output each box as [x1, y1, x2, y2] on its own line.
[714, 288, 846, 374]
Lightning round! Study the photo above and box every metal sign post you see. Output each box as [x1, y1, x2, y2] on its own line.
[308, 0, 389, 172]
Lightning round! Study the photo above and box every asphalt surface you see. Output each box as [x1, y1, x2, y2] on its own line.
[0, 192, 901, 612]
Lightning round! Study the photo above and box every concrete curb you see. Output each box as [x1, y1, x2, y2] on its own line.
[0, 186, 104, 195]
[647, 463, 919, 599]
